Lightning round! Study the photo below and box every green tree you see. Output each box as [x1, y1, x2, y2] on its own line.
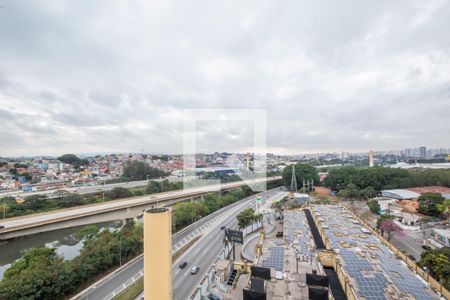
[53, 191, 84, 208]
[57, 154, 81, 165]
[133, 190, 144, 196]
[368, 199, 380, 214]
[203, 193, 220, 214]
[237, 208, 255, 230]
[108, 187, 133, 199]
[337, 183, 361, 201]
[75, 225, 100, 240]
[146, 181, 161, 194]
[23, 194, 49, 211]
[419, 247, 450, 289]
[361, 186, 376, 200]
[121, 161, 166, 181]
[418, 193, 445, 216]
[0, 248, 74, 300]
[282, 163, 320, 191]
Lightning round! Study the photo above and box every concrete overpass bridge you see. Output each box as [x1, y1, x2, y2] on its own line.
[0, 177, 281, 240]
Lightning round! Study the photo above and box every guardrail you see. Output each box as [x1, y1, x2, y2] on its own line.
[0, 177, 281, 234]
[188, 217, 269, 299]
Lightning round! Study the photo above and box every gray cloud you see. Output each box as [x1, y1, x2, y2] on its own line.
[0, 0, 449, 156]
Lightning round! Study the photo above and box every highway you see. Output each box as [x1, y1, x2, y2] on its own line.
[0, 177, 280, 231]
[172, 190, 287, 299]
[75, 188, 284, 300]
[1, 178, 175, 199]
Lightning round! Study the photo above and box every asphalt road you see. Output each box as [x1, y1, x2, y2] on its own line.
[0, 177, 279, 230]
[76, 188, 284, 300]
[390, 228, 431, 260]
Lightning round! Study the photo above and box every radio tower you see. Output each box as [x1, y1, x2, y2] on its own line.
[290, 164, 298, 192]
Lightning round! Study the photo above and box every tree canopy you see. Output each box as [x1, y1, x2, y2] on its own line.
[57, 154, 88, 165]
[0, 222, 143, 300]
[419, 247, 450, 289]
[282, 163, 320, 191]
[121, 161, 167, 181]
[368, 199, 380, 214]
[324, 166, 450, 192]
[418, 193, 445, 216]
[237, 208, 256, 230]
[0, 247, 74, 300]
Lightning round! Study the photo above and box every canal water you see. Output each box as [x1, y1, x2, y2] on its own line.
[0, 221, 120, 280]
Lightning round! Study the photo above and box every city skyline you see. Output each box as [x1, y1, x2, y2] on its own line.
[2, 145, 450, 160]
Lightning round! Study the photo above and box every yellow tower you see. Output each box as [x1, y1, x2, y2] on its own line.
[144, 207, 172, 300]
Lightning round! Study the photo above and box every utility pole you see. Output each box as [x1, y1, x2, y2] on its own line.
[102, 180, 105, 202]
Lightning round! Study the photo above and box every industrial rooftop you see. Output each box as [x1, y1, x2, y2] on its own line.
[312, 205, 438, 300]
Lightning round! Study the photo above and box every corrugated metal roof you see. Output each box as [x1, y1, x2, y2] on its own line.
[381, 189, 420, 199]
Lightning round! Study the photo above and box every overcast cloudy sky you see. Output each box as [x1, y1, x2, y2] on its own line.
[1, 0, 449, 156]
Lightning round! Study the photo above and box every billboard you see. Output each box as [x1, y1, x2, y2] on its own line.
[225, 229, 243, 244]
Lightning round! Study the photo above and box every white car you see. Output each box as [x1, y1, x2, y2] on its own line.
[190, 266, 200, 274]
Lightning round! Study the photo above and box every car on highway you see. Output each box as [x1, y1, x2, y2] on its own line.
[422, 245, 432, 251]
[0, 225, 4, 229]
[179, 261, 188, 269]
[190, 266, 200, 274]
[220, 226, 226, 230]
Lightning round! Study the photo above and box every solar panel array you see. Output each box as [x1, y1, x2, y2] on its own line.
[284, 210, 314, 256]
[261, 246, 284, 271]
[312, 205, 437, 300]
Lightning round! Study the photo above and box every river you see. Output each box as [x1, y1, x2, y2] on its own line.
[0, 221, 120, 280]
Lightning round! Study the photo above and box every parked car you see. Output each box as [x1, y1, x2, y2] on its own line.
[220, 226, 226, 230]
[190, 266, 200, 274]
[179, 261, 188, 269]
[0, 225, 4, 229]
[407, 254, 416, 261]
[207, 294, 221, 300]
[422, 245, 432, 251]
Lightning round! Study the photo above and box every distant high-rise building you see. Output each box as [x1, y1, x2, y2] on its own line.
[368, 150, 374, 168]
[419, 146, 427, 158]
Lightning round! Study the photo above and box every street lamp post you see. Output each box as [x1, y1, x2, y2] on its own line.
[102, 180, 105, 202]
